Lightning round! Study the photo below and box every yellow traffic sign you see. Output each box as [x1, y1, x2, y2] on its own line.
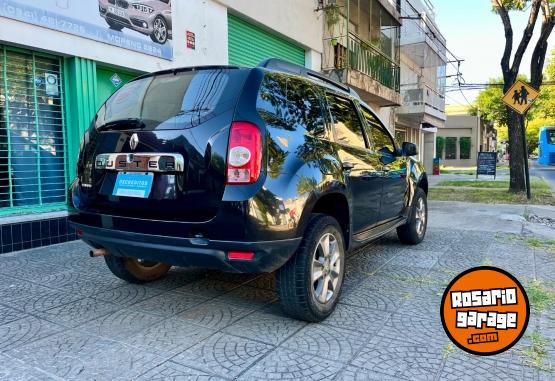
[502, 80, 540, 114]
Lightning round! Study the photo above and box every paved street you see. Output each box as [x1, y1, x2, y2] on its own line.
[531, 161, 555, 192]
[0, 201, 554, 380]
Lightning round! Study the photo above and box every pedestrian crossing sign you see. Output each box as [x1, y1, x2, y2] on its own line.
[502, 80, 540, 114]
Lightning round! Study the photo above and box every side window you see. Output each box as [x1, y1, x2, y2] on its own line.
[326, 94, 366, 148]
[256, 73, 325, 135]
[361, 107, 395, 154]
[256, 73, 289, 130]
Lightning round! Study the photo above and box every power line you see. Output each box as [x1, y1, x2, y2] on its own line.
[444, 91, 471, 108]
[401, 0, 463, 66]
[458, 88, 473, 106]
[444, 81, 555, 92]
[400, 0, 466, 86]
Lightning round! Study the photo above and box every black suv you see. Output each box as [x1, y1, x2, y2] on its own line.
[69, 59, 428, 322]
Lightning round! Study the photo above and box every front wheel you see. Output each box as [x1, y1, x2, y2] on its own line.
[276, 214, 345, 322]
[104, 255, 171, 284]
[397, 187, 428, 245]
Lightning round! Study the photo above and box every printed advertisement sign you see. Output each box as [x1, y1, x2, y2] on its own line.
[0, 0, 173, 60]
[441, 267, 530, 356]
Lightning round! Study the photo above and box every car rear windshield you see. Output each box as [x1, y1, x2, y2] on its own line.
[95, 68, 249, 131]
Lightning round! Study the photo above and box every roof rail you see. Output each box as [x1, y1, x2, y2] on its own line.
[132, 65, 241, 82]
[257, 59, 360, 99]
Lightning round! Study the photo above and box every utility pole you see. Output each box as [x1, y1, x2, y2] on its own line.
[520, 113, 531, 200]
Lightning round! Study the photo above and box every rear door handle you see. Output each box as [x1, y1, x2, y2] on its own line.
[342, 162, 355, 171]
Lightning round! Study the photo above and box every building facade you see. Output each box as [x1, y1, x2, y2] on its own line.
[395, 0, 447, 173]
[321, 0, 402, 127]
[320, 0, 447, 173]
[437, 113, 496, 167]
[0, 0, 323, 253]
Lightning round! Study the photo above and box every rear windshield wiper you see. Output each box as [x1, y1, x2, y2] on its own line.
[96, 118, 145, 131]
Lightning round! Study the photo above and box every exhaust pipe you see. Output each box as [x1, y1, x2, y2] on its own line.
[89, 248, 109, 258]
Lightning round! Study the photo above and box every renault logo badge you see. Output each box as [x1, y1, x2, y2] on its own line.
[129, 133, 139, 150]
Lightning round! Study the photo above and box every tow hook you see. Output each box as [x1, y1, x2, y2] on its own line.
[89, 248, 109, 257]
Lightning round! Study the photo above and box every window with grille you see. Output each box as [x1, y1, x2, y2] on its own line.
[445, 137, 457, 160]
[459, 137, 471, 160]
[0, 46, 67, 211]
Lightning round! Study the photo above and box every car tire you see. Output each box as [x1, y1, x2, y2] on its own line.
[104, 255, 171, 284]
[106, 20, 124, 31]
[150, 16, 168, 44]
[276, 214, 345, 322]
[397, 187, 428, 245]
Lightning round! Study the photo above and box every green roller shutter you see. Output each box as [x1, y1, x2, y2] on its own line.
[228, 14, 305, 67]
[96, 67, 137, 109]
[0, 45, 68, 214]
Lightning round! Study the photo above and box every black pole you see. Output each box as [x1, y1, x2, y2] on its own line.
[520, 113, 531, 200]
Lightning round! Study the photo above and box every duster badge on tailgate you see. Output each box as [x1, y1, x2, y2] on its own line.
[95, 153, 185, 172]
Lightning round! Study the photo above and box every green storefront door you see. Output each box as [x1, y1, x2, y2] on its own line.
[227, 14, 305, 67]
[96, 67, 137, 109]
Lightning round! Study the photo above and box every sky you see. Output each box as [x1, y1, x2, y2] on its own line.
[432, 0, 555, 107]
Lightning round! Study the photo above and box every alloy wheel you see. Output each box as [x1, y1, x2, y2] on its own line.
[153, 18, 167, 43]
[415, 197, 426, 236]
[311, 233, 342, 304]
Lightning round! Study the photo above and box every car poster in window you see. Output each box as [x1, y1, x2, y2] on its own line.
[0, 0, 173, 60]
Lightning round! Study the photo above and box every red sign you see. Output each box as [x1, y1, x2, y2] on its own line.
[186, 31, 195, 50]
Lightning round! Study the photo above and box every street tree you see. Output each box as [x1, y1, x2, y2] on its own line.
[532, 50, 555, 119]
[470, 78, 507, 126]
[492, 0, 555, 193]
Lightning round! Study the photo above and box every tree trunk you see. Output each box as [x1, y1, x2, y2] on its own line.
[506, 108, 526, 192]
[494, 0, 543, 194]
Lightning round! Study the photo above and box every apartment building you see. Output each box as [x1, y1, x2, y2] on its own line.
[395, 0, 447, 173]
[321, 0, 402, 127]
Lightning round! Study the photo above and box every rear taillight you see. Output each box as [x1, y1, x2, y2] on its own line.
[226, 122, 262, 184]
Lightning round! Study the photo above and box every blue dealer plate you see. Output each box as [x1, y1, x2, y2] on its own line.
[113, 172, 154, 198]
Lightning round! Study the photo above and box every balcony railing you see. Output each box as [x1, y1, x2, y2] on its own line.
[323, 33, 401, 92]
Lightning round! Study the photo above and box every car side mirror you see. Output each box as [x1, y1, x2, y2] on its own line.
[401, 142, 418, 157]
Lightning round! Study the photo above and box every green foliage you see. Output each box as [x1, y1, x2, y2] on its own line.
[459, 137, 471, 159]
[546, 50, 555, 81]
[521, 331, 551, 371]
[430, 187, 553, 205]
[473, 51, 555, 153]
[531, 51, 555, 120]
[494, 0, 529, 10]
[496, 124, 509, 144]
[325, 4, 341, 31]
[471, 75, 527, 126]
[470, 78, 507, 126]
[435, 136, 445, 159]
[445, 137, 457, 160]
[436, 178, 552, 190]
[526, 118, 555, 152]
[525, 280, 555, 313]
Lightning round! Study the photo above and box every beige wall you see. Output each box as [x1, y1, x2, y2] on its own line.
[438, 115, 479, 167]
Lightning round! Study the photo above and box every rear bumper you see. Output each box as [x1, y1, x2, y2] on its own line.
[70, 222, 301, 273]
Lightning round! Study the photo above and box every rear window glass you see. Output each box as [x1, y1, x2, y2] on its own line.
[95, 69, 248, 130]
[257, 72, 325, 135]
